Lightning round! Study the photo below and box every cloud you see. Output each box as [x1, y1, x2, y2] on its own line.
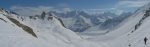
[82, 9, 105, 15]
[116, 0, 149, 8]
[83, 8, 125, 15]
[10, 6, 55, 16]
[10, 0, 149, 16]
[107, 0, 150, 14]
[10, 6, 74, 16]
[86, 0, 150, 15]
[57, 3, 70, 8]
[113, 9, 124, 15]
[62, 8, 73, 13]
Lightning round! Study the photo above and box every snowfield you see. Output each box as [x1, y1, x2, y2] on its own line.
[1, 2, 150, 47]
[0, 8, 104, 47]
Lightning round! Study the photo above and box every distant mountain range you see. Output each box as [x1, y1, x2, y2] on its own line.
[10, 7, 133, 32]
[35, 10, 132, 32]
[1, 2, 150, 47]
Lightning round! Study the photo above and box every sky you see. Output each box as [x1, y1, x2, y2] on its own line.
[0, 0, 149, 16]
[0, 0, 118, 9]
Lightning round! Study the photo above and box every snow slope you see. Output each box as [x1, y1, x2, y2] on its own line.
[1, 2, 150, 47]
[80, 2, 150, 47]
[0, 8, 104, 47]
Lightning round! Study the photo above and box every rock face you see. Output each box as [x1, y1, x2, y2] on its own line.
[41, 12, 46, 20]
[7, 16, 37, 38]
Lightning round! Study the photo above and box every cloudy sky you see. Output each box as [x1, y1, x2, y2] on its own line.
[0, 0, 118, 9]
[0, 0, 149, 16]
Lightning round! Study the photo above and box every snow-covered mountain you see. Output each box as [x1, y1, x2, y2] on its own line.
[11, 7, 133, 32]
[0, 8, 104, 47]
[1, 2, 150, 47]
[82, 12, 132, 34]
[31, 10, 132, 32]
[80, 2, 150, 47]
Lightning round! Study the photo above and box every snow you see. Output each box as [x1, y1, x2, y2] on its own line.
[1, 2, 150, 47]
[79, 2, 150, 47]
[61, 18, 76, 28]
[79, 15, 93, 26]
[0, 9, 104, 47]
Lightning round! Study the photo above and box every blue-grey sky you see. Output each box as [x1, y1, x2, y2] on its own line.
[0, 0, 149, 16]
[0, 0, 119, 9]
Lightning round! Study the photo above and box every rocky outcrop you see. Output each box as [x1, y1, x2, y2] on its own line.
[6, 15, 37, 38]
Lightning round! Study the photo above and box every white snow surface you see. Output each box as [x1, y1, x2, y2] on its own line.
[1, 3, 150, 47]
[79, 3, 150, 47]
[0, 9, 104, 47]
